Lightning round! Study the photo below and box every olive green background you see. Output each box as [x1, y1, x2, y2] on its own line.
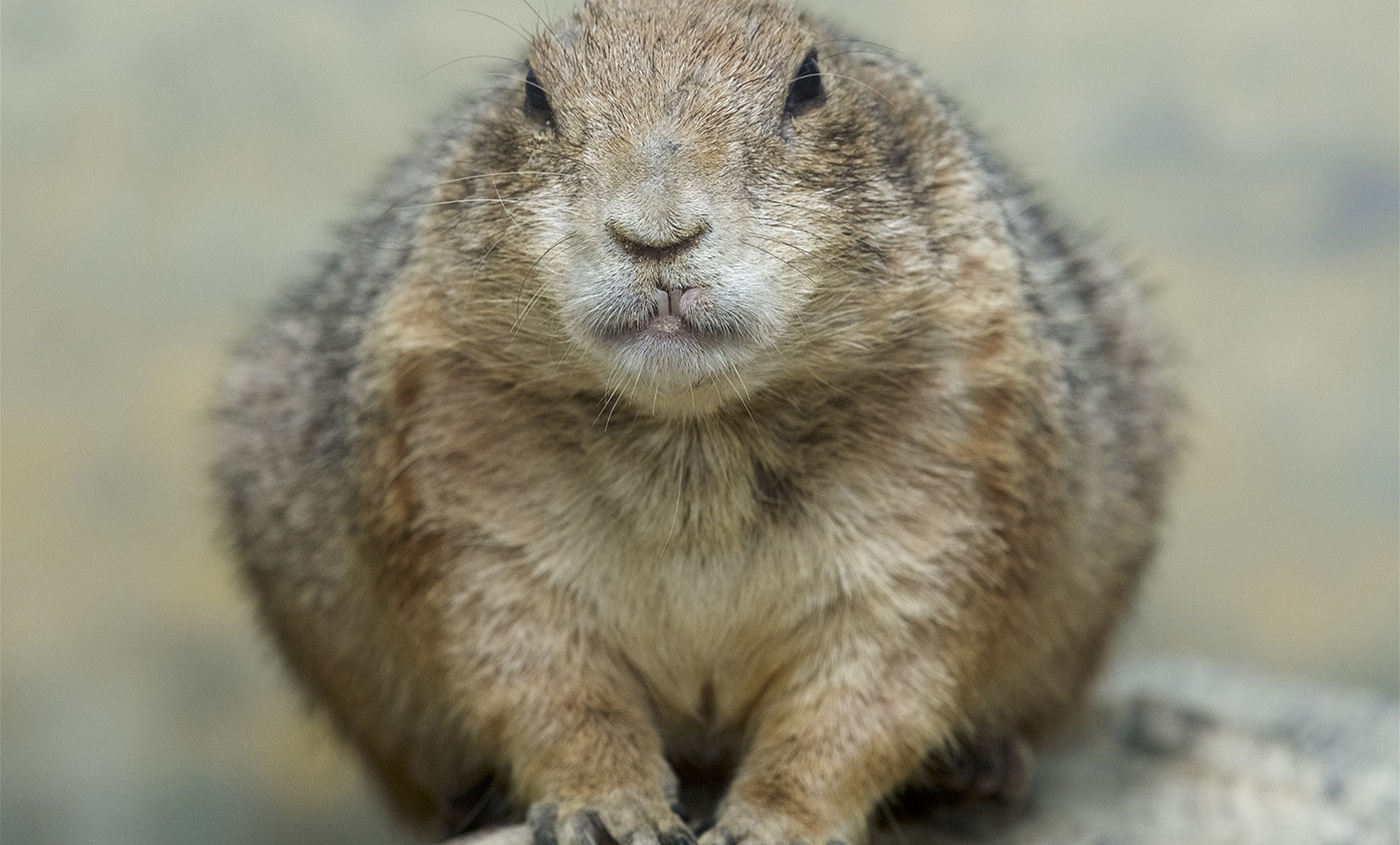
[2, 1, 1396, 843]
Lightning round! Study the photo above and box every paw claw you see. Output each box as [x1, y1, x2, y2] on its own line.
[658, 829, 698, 845]
[576, 811, 620, 845]
[529, 804, 561, 845]
[890, 734, 1035, 817]
[528, 798, 687, 845]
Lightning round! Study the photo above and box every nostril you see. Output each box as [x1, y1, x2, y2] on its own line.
[606, 220, 708, 261]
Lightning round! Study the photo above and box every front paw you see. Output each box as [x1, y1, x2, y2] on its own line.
[931, 735, 1033, 806]
[528, 796, 696, 845]
[885, 735, 1034, 821]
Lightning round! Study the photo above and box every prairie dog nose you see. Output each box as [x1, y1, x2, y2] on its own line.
[606, 216, 708, 260]
[603, 127, 713, 260]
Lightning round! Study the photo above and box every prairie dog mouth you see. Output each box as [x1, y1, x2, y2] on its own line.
[646, 286, 698, 337]
[560, 267, 783, 409]
[566, 269, 768, 354]
[651, 286, 695, 318]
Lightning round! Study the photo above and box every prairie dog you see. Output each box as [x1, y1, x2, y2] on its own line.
[216, 0, 1178, 842]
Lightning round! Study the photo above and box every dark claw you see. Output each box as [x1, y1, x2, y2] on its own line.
[529, 804, 560, 845]
[973, 743, 1008, 796]
[659, 829, 699, 845]
[702, 828, 741, 845]
[443, 776, 514, 837]
[885, 735, 1035, 821]
[961, 736, 1031, 805]
[578, 811, 621, 845]
[989, 737, 1030, 804]
[941, 746, 977, 790]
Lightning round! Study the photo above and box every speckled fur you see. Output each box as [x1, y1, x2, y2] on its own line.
[215, 1, 1179, 842]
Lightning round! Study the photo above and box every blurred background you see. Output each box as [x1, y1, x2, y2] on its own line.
[2, 0, 1395, 842]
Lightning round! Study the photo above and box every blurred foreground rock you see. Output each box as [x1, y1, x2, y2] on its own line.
[449, 660, 1398, 845]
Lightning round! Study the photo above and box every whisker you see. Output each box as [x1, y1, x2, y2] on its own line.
[488, 174, 522, 228]
[414, 54, 527, 82]
[814, 36, 908, 60]
[812, 48, 897, 63]
[511, 234, 577, 335]
[394, 197, 531, 210]
[606, 368, 643, 430]
[515, 0, 556, 39]
[726, 364, 758, 426]
[431, 170, 570, 188]
[660, 425, 689, 554]
[739, 237, 824, 296]
[745, 228, 886, 286]
[455, 8, 534, 44]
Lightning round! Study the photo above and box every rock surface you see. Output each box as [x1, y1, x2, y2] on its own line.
[451, 660, 1399, 845]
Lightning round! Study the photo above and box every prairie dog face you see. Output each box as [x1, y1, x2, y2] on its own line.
[431, 0, 935, 415]
[529, 0, 814, 410]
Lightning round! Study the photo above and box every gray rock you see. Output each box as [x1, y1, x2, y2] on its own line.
[449, 660, 1399, 845]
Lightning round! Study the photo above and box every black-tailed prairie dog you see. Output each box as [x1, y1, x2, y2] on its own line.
[216, 0, 1179, 841]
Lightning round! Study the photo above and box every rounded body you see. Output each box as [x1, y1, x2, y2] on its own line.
[216, 0, 1177, 841]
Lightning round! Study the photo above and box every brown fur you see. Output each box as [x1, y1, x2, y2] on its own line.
[215, 0, 1179, 842]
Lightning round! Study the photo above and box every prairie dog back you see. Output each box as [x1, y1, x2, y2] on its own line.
[216, 0, 1178, 841]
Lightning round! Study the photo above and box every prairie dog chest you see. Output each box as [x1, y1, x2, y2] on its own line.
[503, 417, 853, 724]
[394, 361, 957, 722]
[538, 431, 946, 730]
[560, 519, 847, 729]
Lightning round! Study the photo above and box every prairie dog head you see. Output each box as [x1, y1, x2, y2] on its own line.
[427, 0, 985, 415]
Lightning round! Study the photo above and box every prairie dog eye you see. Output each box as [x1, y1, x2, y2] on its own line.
[524, 66, 554, 124]
[785, 50, 824, 115]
